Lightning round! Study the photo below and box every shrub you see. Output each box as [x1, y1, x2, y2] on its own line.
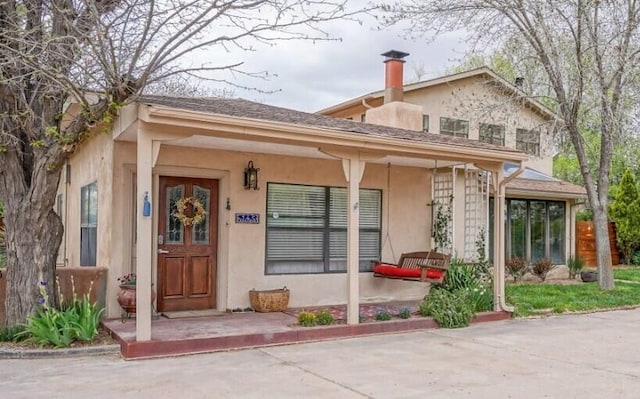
[16, 294, 104, 347]
[0, 325, 23, 342]
[375, 309, 393, 321]
[420, 289, 474, 328]
[567, 256, 585, 279]
[466, 285, 493, 313]
[297, 311, 316, 327]
[632, 250, 640, 266]
[315, 311, 334, 326]
[576, 209, 593, 221]
[440, 258, 478, 292]
[437, 258, 493, 313]
[505, 257, 528, 283]
[16, 278, 104, 348]
[531, 258, 556, 282]
[398, 307, 412, 319]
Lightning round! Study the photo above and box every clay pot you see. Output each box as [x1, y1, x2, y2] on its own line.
[117, 284, 156, 313]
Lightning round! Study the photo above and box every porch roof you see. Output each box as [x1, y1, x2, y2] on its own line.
[503, 163, 587, 199]
[136, 95, 527, 165]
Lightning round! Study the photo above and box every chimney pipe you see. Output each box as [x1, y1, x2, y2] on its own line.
[515, 77, 524, 89]
[382, 50, 409, 104]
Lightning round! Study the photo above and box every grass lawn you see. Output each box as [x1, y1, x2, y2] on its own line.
[613, 267, 640, 282]
[506, 281, 640, 317]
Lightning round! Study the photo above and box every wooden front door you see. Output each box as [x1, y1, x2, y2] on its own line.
[157, 176, 218, 312]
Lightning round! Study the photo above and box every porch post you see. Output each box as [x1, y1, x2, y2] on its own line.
[344, 156, 365, 325]
[492, 167, 505, 311]
[135, 127, 153, 341]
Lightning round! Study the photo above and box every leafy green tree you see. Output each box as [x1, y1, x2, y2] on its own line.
[609, 169, 640, 263]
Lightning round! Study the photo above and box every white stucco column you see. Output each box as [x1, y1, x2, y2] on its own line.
[135, 128, 153, 341]
[342, 156, 366, 325]
[492, 166, 507, 311]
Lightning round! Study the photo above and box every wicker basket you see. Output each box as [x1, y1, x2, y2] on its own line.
[249, 287, 290, 312]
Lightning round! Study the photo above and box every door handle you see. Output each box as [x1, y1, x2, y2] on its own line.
[158, 249, 170, 254]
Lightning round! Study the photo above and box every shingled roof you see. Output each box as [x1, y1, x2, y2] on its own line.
[507, 178, 587, 198]
[139, 95, 524, 155]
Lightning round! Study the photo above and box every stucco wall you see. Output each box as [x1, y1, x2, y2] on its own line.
[56, 132, 114, 270]
[334, 77, 555, 175]
[106, 142, 434, 317]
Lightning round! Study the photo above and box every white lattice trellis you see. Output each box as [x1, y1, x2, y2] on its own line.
[463, 169, 489, 261]
[432, 171, 454, 254]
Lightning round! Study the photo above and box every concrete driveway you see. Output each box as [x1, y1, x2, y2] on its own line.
[2, 309, 639, 399]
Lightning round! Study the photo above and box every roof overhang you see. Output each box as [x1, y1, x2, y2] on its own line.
[130, 103, 527, 168]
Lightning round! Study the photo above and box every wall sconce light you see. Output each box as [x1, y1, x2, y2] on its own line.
[244, 160, 260, 190]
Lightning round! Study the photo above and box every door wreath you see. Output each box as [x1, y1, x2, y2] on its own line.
[173, 196, 207, 226]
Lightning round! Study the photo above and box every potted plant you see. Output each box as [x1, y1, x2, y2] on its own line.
[116, 273, 137, 314]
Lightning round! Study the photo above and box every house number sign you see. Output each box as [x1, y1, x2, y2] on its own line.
[235, 213, 260, 224]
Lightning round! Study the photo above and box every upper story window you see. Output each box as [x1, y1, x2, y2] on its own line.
[422, 115, 429, 132]
[479, 123, 505, 146]
[440, 117, 469, 138]
[360, 114, 366, 122]
[516, 128, 541, 156]
[80, 182, 98, 266]
[266, 183, 381, 275]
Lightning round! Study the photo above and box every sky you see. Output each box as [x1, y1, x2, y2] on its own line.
[211, 13, 468, 113]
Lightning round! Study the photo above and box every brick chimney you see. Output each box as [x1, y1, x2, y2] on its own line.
[382, 50, 409, 104]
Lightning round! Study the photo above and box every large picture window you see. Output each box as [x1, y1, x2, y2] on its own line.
[489, 198, 565, 264]
[440, 117, 469, 138]
[80, 182, 98, 266]
[266, 183, 382, 274]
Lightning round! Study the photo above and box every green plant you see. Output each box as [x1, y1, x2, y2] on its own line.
[436, 258, 493, 312]
[420, 289, 474, 328]
[398, 307, 411, 319]
[505, 257, 528, 283]
[297, 311, 316, 327]
[0, 325, 23, 342]
[609, 169, 640, 264]
[15, 280, 104, 347]
[70, 295, 105, 341]
[440, 259, 478, 292]
[567, 256, 585, 279]
[117, 273, 136, 285]
[432, 195, 453, 252]
[375, 309, 393, 321]
[531, 258, 556, 282]
[576, 209, 593, 221]
[315, 311, 334, 326]
[632, 250, 640, 266]
[466, 285, 493, 313]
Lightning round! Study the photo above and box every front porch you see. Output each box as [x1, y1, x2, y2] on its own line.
[102, 305, 510, 359]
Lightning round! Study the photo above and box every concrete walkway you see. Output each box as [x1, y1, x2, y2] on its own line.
[2, 309, 639, 398]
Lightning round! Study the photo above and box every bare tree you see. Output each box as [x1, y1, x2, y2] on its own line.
[382, 0, 640, 289]
[0, 0, 362, 326]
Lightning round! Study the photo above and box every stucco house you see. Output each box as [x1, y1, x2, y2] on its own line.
[54, 50, 583, 341]
[318, 51, 587, 266]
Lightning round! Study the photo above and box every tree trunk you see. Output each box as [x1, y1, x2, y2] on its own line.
[592, 206, 614, 289]
[1, 150, 64, 327]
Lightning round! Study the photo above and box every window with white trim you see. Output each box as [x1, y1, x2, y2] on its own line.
[266, 183, 382, 274]
[516, 128, 540, 155]
[80, 182, 98, 266]
[440, 117, 469, 138]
